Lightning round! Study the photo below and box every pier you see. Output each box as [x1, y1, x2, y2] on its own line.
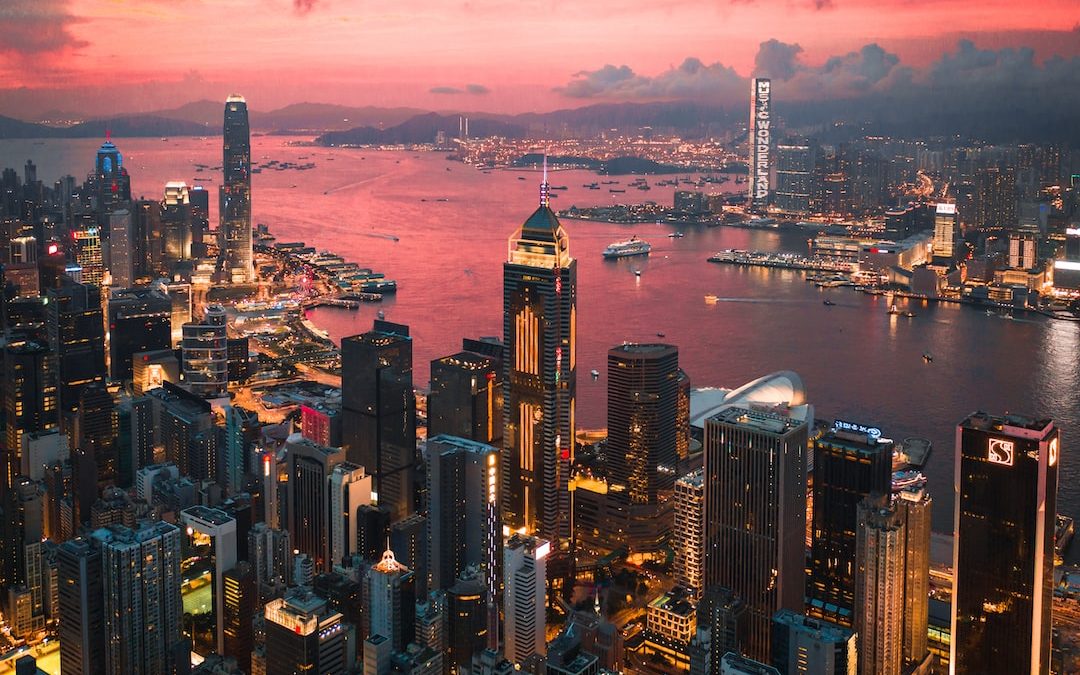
[708, 250, 856, 273]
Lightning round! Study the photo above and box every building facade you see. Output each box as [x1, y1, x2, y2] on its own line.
[951, 412, 1058, 674]
[502, 181, 577, 543]
[220, 95, 253, 284]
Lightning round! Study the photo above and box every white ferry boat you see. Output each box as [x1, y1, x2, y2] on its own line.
[602, 237, 652, 259]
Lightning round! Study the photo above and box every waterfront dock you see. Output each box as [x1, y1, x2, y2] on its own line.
[708, 249, 856, 273]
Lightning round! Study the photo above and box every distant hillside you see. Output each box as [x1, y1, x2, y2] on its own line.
[257, 103, 425, 132]
[63, 116, 211, 137]
[0, 115, 63, 139]
[315, 112, 527, 146]
[0, 114, 210, 139]
[512, 152, 690, 175]
[514, 101, 738, 138]
[130, 101, 428, 132]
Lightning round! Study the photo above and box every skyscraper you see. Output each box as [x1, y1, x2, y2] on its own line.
[774, 141, 815, 215]
[72, 224, 104, 286]
[807, 425, 892, 628]
[265, 588, 354, 675]
[974, 165, 1017, 229]
[220, 95, 253, 284]
[107, 288, 172, 381]
[92, 135, 131, 212]
[285, 433, 344, 571]
[45, 281, 106, 418]
[222, 561, 257, 674]
[182, 303, 228, 399]
[770, 610, 856, 675]
[504, 533, 549, 665]
[932, 203, 958, 263]
[502, 174, 576, 543]
[690, 585, 746, 675]
[56, 538, 104, 675]
[853, 487, 932, 675]
[93, 521, 184, 674]
[425, 435, 500, 592]
[341, 320, 416, 521]
[428, 339, 503, 445]
[180, 506, 238, 657]
[702, 372, 810, 663]
[328, 462, 372, 567]
[74, 383, 118, 491]
[897, 488, 931, 669]
[854, 495, 903, 675]
[605, 343, 680, 551]
[161, 181, 192, 266]
[365, 547, 417, 651]
[108, 209, 134, 288]
[951, 412, 1058, 675]
[749, 77, 772, 211]
[3, 341, 59, 491]
[673, 468, 705, 598]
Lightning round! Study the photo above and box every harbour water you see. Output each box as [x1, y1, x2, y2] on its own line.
[5, 136, 1079, 547]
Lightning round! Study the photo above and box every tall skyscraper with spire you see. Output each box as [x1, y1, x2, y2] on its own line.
[220, 95, 253, 284]
[502, 162, 577, 545]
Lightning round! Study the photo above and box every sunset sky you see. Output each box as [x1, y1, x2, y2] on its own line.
[1, 0, 1078, 117]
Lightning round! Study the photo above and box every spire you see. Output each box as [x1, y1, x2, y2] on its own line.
[105, 127, 111, 143]
[540, 152, 549, 207]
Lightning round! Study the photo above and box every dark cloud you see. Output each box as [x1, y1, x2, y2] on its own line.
[754, 39, 803, 80]
[560, 38, 1079, 106]
[556, 58, 745, 104]
[556, 39, 1080, 141]
[0, 0, 87, 55]
[430, 84, 491, 95]
[293, 0, 318, 13]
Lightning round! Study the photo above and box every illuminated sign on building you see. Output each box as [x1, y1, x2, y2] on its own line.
[987, 438, 1015, 466]
[833, 419, 882, 439]
[1048, 438, 1058, 467]
[749, 78, 771, 210]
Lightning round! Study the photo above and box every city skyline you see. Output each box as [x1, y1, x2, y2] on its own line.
[1, 4, 1079, 668]
[1, 1, 1079, 118]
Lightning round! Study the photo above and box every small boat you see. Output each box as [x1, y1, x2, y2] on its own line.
[656, 332, 665, 338]
[904, 311, 916, 318]
[590, 369, 600, 381]
[823, 300, 836, 306]
[634, 270, 642, 277]
[705, 294, 719, 304]
[668, 232, 685, 238]
[922, 353, 933, 363]
[377, 310, 385, 320]
[518, 176, 526, 181]
[887, 305, 901, 315]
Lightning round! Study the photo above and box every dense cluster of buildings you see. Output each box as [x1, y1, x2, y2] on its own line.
[0, 91, 1072, 675]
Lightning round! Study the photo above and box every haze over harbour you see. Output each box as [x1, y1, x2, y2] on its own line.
[5, 134, 1077, 543]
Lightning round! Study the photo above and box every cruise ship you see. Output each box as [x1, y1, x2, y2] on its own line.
[602, 237, 652, 259]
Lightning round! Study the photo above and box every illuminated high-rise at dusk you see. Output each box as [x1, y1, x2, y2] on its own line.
[219, 95, 253, 284]
[951, 412, 1058, 675]
[502, 173, 577, 544]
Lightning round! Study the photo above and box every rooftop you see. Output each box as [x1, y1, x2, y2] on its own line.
[962, 410, 1053, 436]
[689, 370, 811, 429]
[428, 434, 499, 455]
[711, 406, 803, 435]
[180, 505, 236, 529]
[772, 609, 854, 643]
